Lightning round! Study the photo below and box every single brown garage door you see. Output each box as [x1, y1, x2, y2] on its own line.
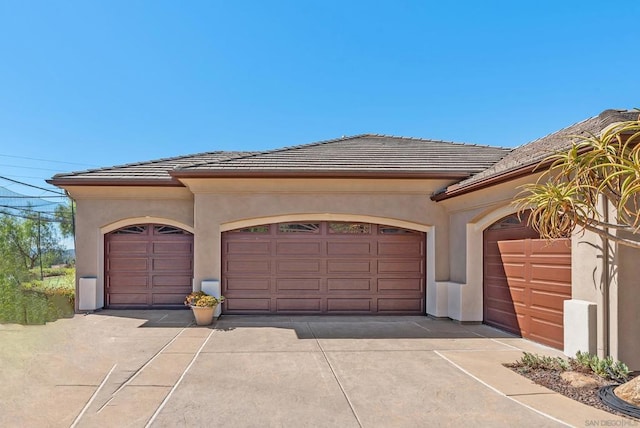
[483, 213, 571, 349]
[221, 222, 425, 314]
[105, 224, 194, 308]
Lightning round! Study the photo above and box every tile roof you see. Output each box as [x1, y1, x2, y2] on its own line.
[48, 151, 251, 184]
[49, 135, 511, 184]
[435, 109, 640, 199]
[174, 134, 510, 177]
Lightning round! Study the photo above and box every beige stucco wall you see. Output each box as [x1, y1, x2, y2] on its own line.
[182, 178, 453, 288]
[616, 238, 640, 370]
[64, 186, 194, 308]
[62, 178, 454, 313]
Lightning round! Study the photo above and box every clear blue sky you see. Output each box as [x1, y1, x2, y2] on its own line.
[0, 0, 638, 195]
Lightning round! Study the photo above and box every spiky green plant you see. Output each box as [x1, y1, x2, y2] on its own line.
[515, 115, 640, 249]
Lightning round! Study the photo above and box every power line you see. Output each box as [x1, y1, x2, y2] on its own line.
[0, 176, 65, 195]
[0, 153, 99, 167]
[0, 163, 65, 172]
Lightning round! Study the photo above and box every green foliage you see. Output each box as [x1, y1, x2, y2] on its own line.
[571, 351, 630, 382]
[54, 200, 75, 238]
[0, 269, 75, 325]
[0, 212, 63, 272]
[184, 291, 224, 307]
[515, 116, 640, 249]
[518, 352, 570, 371]
[515, 351, 630, 383]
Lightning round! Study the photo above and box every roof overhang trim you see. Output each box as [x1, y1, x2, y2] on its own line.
[169, 169, 471, 179]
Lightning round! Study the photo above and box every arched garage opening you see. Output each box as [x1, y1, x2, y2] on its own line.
[104, 223, 194, 308]
[483, 212, 571, 349]
[221, 221, 425, 314]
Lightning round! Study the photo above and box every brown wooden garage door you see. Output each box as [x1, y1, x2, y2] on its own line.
[105, 224, 194, 308]
[483, 213, 571, 349]
[221, 222, 425, 314]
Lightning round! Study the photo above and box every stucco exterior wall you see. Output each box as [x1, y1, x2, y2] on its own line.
[66, 186, 194, 308]
[63, 178, 454, 314]
[183, 178, 452, 289]
[616, 240, 640, 370]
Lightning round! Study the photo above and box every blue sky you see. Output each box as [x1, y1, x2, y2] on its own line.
[0, 0, 638, 195]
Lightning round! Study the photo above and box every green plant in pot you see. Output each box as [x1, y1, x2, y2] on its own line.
[184, 291, 224, 326]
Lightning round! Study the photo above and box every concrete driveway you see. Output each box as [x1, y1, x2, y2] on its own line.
[0, 311, 627, 427]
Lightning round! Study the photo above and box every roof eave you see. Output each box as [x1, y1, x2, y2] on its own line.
[46, 178, 185, 187]
[170, 169, 473, 179]
[431, 160, 553, 202]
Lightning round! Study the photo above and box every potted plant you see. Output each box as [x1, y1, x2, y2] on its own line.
[184, 291, 224, 326]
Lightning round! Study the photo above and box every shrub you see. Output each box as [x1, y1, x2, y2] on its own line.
[515, 351, 630, 383]
[0, 274, 75, 325]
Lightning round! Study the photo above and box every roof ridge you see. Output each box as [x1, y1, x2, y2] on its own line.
[361, 133, 511, 150]
[507, 108, 636, 151]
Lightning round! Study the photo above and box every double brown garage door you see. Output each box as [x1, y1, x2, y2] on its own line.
[483, 214, 571, 349]
[222, 222, 425, 314]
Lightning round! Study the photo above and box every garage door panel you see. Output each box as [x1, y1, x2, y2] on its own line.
[152, 258, 192, 271]
[497, 240, 526, 254]
[378, 260, 423, 274]
[530, 239, 571, 254]
[377, 298, 422, 313]
[105, 223, 193, 308]
[108, 293, 148, 306]
[530, 264, 571, 283]
[378, 241, 424, 256]
[530, 317, 563, 348]
[153, 242, 192, 253]
[327, 278, 372, 292]
[227, 260, 271, 274]
[108, 258, 148, 271]
[486, 283, 524, 304]
[108, 274, 149, 288]
[226, 278, 271, 291]
[276, 298, 321, 312]
[327, 241, 372, 256]
[484, 215, 571, 350]
[226, 298, 271, 312]
[327, 298, 371, 312]
[378, 278, 422, 292]
[501, 263, 525, 279]
[276, 241, 322, 255]
[277, 260, 321, 273]
[327, 260, 371, 273]
[276, 278, 321, 291]
[530, 290, 569, 313]
[152, 275, 193, 287]
[226, 241, 271, 255]
[107, 241, 148, 253]
[222, 221, 425, 315]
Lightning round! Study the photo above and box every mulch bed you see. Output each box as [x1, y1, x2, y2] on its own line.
[504, 363, 640, 422]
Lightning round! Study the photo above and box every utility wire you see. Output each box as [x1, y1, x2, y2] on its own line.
[0, 175, 65, 195]
[0, 163, 66, 172]
[0, 153, 99, 167]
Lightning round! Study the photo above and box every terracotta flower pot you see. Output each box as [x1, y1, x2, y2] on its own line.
[191, 305, 217, 326]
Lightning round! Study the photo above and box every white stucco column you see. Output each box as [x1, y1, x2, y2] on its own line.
[563, 299, 597, 357]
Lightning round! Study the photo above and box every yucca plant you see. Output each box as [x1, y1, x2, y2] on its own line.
[515, 114, 640, 249]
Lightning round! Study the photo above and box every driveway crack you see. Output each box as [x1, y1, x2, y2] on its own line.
[307, 322, 363, 428]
